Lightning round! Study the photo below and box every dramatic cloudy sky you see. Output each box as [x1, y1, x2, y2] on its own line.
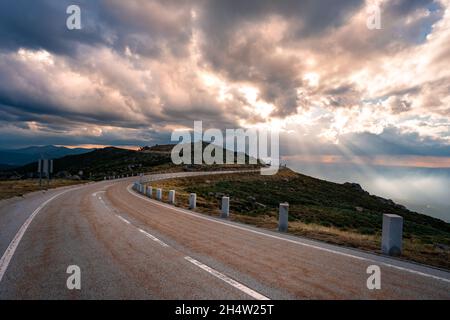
[0, 0, 449, 168]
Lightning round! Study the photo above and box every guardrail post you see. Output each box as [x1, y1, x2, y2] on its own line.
[221, 196, 229, 218]
[189, 193, 197, 209]
[278, 203, 289, 232]
[168, 190, 176, 204]
[147, 186, 152, 198]
[156, 188, 162, 201]
[382, 214, 403, 256]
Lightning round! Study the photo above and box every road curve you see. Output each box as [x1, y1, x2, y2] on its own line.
[0, 171, 449, 299]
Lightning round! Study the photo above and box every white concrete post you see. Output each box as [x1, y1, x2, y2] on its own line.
[278, 203, 289, 232]
[381, 214, 403, 256]
[168, 190, 176, 204]
[156, 188, 162, 201]
[221, 196, 230, 218]
[189, 193, 197, 209]
[147, 186, 152, 198]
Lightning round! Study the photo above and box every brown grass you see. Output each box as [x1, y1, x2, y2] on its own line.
[0, 179, 88, 200]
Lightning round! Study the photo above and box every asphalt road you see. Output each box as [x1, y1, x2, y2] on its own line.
[0, 171, 449, 299]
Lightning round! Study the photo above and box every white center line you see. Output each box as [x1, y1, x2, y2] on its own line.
[116, 215, 131, 225]
[184, 256, 270, 300]
[138, 228, 169, 247]
[127, 184, 450, 284]
[98, 182, 271, 298]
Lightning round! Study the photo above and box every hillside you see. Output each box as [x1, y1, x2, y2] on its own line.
[148, 168, 450, 270]
[0, 145, 93, 167]
[3, 143, 262, 180]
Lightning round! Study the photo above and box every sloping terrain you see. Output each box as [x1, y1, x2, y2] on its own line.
[149, 168, 450, 269]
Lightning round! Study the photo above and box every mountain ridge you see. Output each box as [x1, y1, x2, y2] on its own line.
[0, 145, 94, 167]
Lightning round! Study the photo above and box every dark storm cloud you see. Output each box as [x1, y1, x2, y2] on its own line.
[0, 0, 448, 159]
[0, 0, 106, 55]
[340, 127, 450, 157]
[0, 0, 193, 59]
[386, 0, 437, 15]
[198, 0, 364, 40]
[197, 0, 364, 116]
[280, 127, 450, 158]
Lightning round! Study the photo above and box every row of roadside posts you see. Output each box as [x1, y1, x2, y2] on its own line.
[132, 181, 404, 257]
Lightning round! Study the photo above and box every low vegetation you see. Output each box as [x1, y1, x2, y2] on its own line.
[147, 168, 450, 270]
[2, 143, 261, 181]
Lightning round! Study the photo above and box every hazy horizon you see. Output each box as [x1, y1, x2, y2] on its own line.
[287, 160, 450, 223]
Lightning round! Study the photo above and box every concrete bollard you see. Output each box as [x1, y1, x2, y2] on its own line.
[221, 196, 230, 218]
[168, 190, 176, 204]
[156, 188, 162, 201]
[381, 214, 403, 256]
[278, 202, 289, 232]
[146, 186, 153, 198]
[189, 193, 197, 209]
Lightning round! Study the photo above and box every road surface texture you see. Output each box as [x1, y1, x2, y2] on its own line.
[0, 171, 449, 299]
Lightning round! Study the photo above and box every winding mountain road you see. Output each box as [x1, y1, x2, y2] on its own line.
[0, 171, 449, 299]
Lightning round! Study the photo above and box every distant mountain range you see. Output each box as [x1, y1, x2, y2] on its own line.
[0, 145, 94, 168]
[1, 143, 262, 180]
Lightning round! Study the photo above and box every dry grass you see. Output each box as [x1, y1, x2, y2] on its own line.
[0, 179, 88, 200]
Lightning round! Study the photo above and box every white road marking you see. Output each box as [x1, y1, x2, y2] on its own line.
[128, 184, 450, 284]
[98, 182, 269, 298]
[116, 215, 131, 225]
[95, 191, 168, 248]
[92, 191, 105, 197]
[138, 228, 169, 247]
[0, 187, 81, 283]
[184, 256, 270, 300]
